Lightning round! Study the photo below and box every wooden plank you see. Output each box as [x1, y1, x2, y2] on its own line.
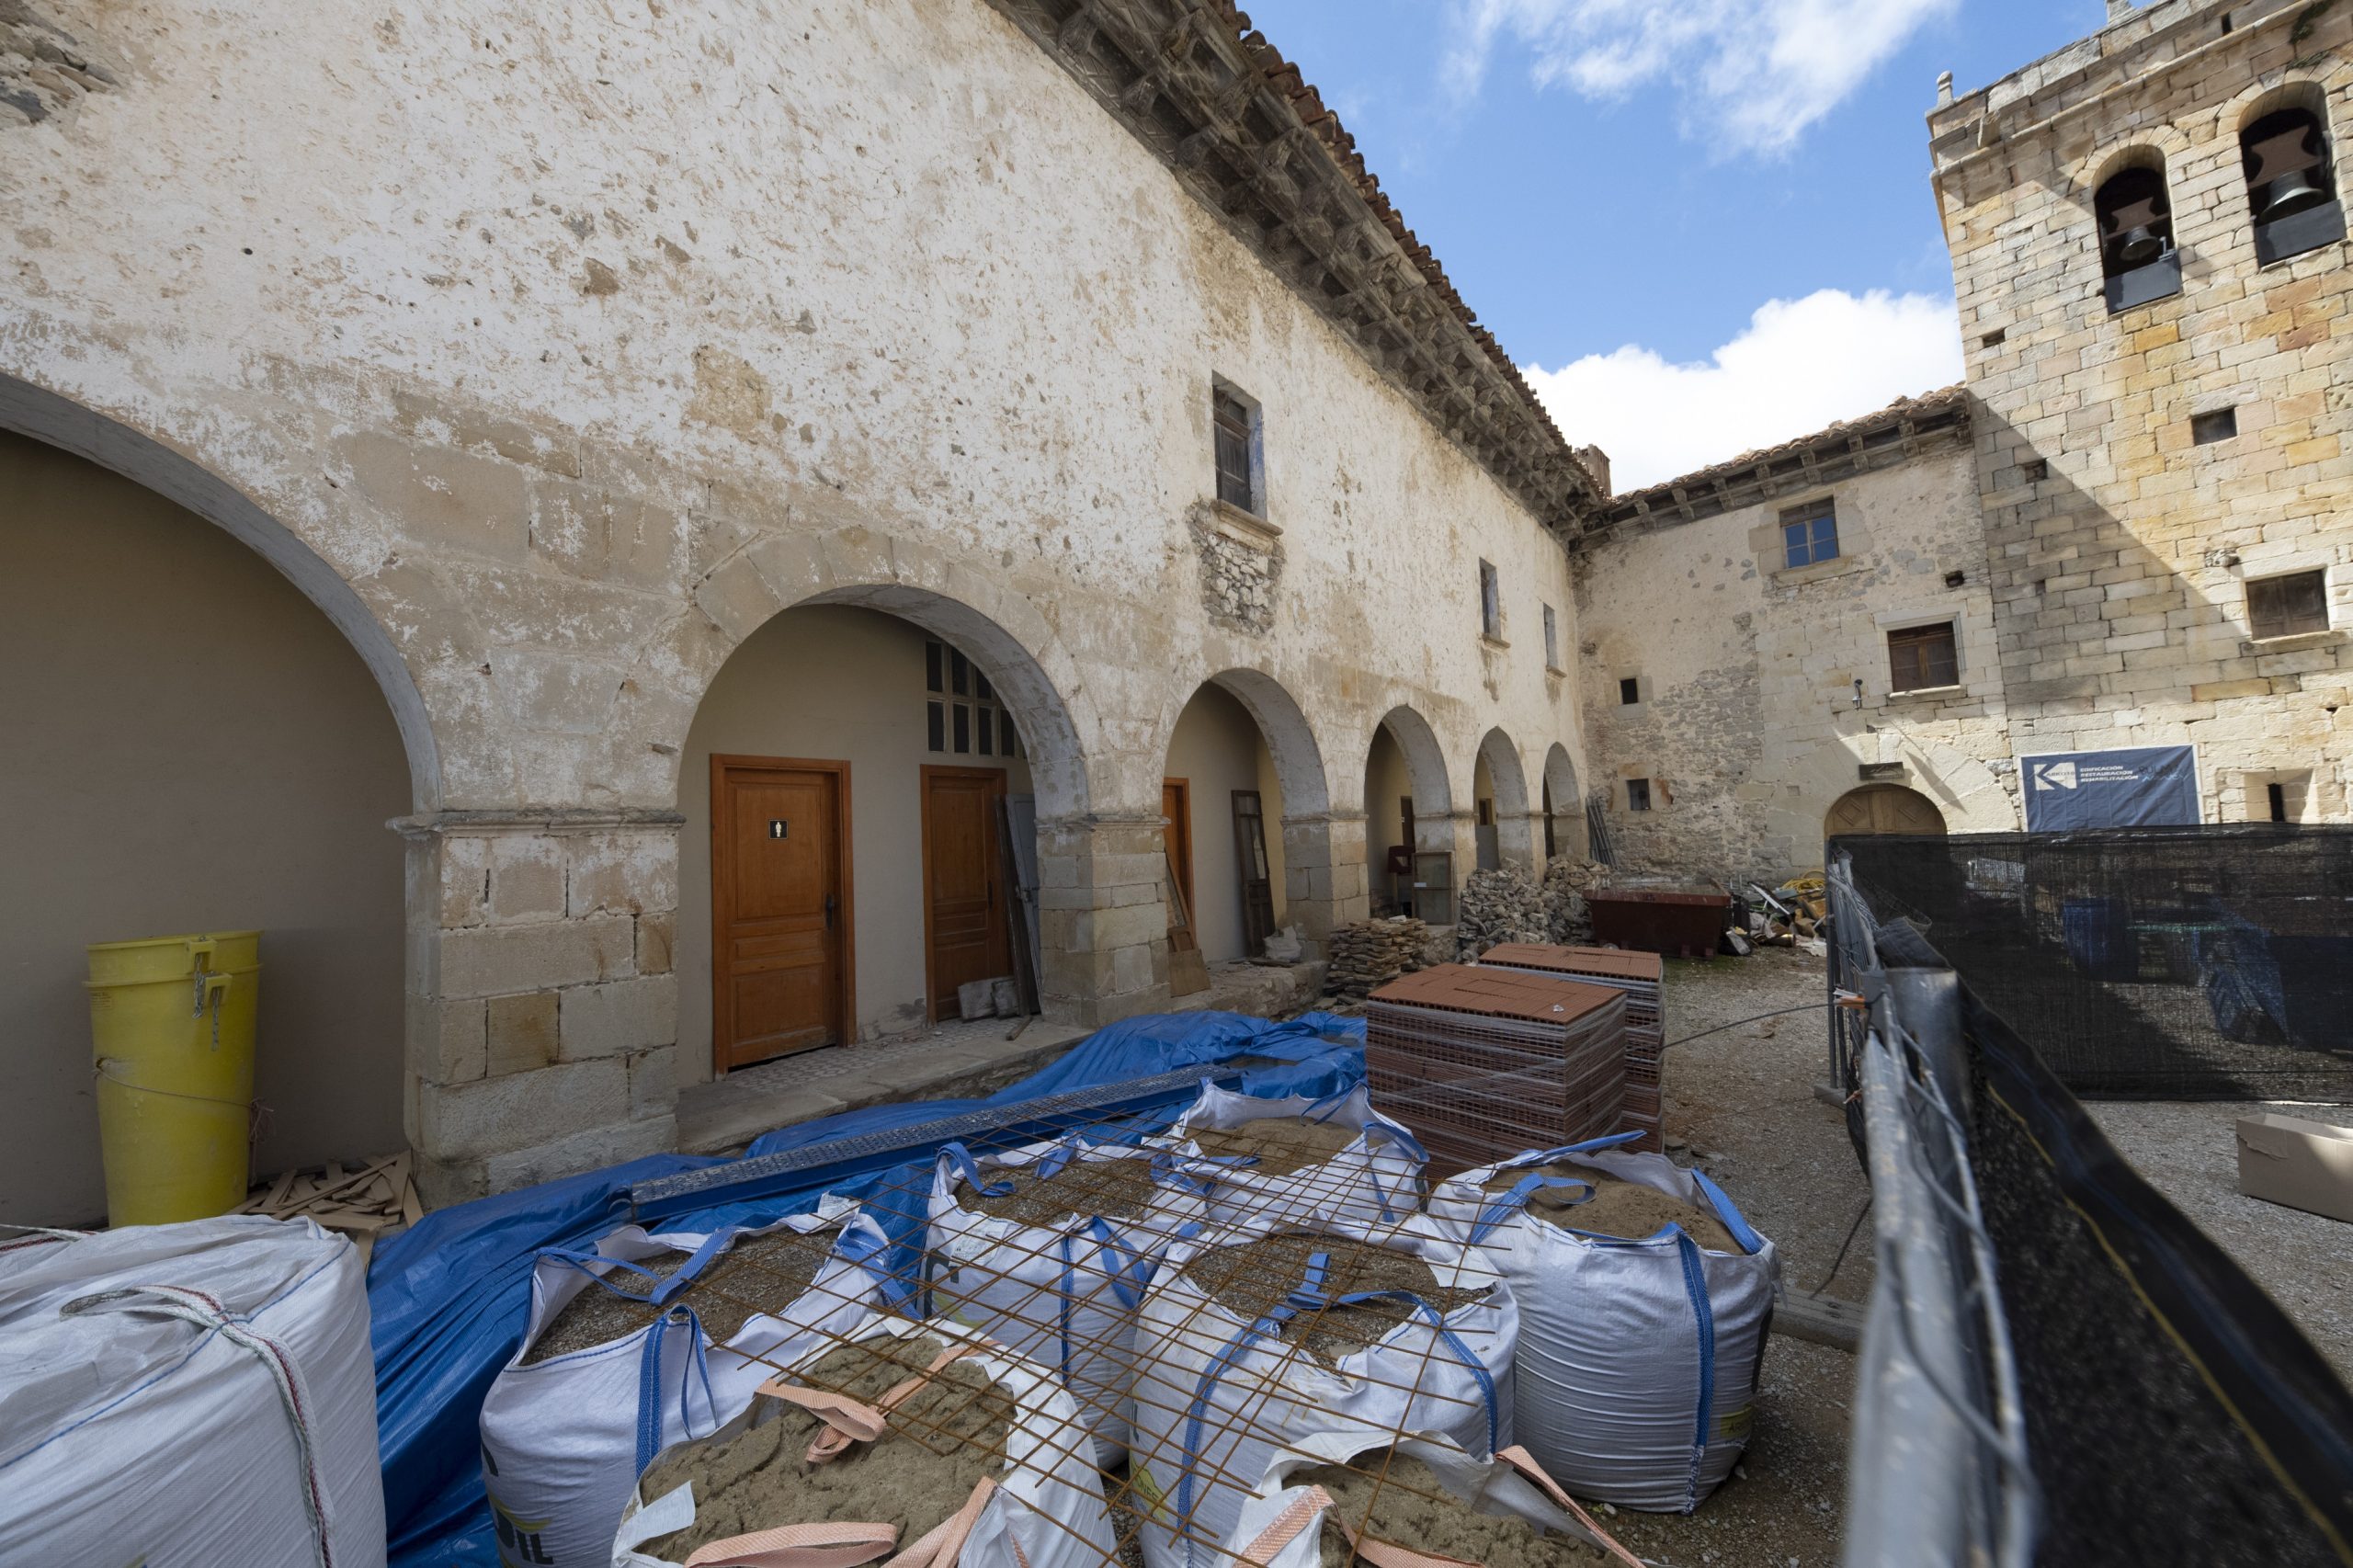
[1773, 1287, 1865, 1354]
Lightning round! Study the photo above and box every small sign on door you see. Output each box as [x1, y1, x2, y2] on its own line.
[768, 820, 788, 839]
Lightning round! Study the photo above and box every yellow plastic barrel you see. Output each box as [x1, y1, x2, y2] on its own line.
[85, 931, 262, 1227]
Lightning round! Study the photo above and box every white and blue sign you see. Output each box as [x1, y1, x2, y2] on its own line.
[2019, 744, 2201, 831]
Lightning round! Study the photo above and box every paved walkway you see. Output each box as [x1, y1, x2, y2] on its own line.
[676, 958, 1325, 1155]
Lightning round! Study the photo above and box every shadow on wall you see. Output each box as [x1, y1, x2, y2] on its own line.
[0, 431, 412, 1226]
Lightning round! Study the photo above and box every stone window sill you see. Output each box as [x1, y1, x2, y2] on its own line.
[1210, 497, 1281, 542]
[2245, 628, 2338, 653]
[1480, 633, 1510, 651]
[1544, 664, 1568, 677]
[1888, 683, 1968, 701]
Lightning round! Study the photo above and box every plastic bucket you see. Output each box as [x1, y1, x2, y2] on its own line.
[85, 931, 262, 1226]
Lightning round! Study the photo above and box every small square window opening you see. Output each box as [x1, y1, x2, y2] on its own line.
[2192, 407, 2238, 446]
[2248, 569, 2329, 639]
[2021, 458, 2049, 483]
[1619, 676, 1640, 706]
[1479, 560, 1501, 639]
[1888, 622, 1961, 692]
[1981, 328, 2006, 348]
[1781, 502, 1839, 569]
[1626, 778, 1652, 812]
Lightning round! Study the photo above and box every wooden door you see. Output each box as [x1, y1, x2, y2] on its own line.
[1825, 785, 1948, 837]
[710, 756, 852, 1074]
[1232, 790, 1276, 953]
[923, 767, 1010, 1021]
[1162, 778, 1195, 934]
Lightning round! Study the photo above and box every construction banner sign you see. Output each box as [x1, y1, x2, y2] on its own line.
[2018, 744, 2200, 830]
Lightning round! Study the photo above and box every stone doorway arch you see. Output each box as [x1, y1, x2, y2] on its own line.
[1826, 785, 1948, 837]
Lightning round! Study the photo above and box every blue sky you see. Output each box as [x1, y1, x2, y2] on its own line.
[1237, 0, 2117, 487]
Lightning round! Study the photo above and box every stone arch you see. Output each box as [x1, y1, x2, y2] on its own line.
[0, 372, 442, 809]
[1376, 705, 1454, 820]
[1825, 785, 1948, 838]
[1206, 667, 1333, 817]
[1540, 743, 1589, 862]
[633, 528, 1098, 822]
[1474, 727, 1535, 869]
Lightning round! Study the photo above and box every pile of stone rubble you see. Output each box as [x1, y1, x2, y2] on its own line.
[1452, 866, 1548, 960]
[1324, 917, 1430, 1000]
[1542, 858, 1607, 946]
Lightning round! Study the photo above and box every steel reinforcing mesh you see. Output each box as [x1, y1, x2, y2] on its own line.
[1836, 825, 2353, 1099]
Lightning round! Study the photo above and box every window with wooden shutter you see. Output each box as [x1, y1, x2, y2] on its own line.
[2247, 570, 2328, 640]
[1213, 387, 1256, 512]
[1887, 622, 1960, 692]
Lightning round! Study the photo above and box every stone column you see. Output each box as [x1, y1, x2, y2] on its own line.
[399, 810, 683, 1207]
[1279, 810, 1369, 954]
[1034, 812, 1170, 1027]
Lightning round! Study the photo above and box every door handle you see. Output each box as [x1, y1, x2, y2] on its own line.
[824, 892, 836, 930]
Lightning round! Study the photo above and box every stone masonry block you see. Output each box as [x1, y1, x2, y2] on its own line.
[570, 831, 679, 917]
[559, 974, 679, 1061]
[488, 836, 567, 924]
[418, 1057, 630, 1161]
[426, 998, 487, 1085]
[486, 991, 559, 1076]
[636, 911, 676, 975]
[438, 915, 636, 999]
[440, 835, 491, 928]
[485, 1115, 678, 1195]
[628, 1046, 679, 1120]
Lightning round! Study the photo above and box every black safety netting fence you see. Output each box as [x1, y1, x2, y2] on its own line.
[1833, 883, 2353, 1568]
[1836, 825, 2353, 1099]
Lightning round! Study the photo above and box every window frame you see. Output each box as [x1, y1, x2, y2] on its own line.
[1542, 604, 1560, 670]
[1618, 676, 1641, 707]
[1779, 501, 1840, 570]
[1478, 559, 1502, 641]
[2246, 568, 2330, 641]
[1211, 378, 1265, 517]
[1886, 620, 1961, 694]
[2241, 101, 2345, 267]
[1625, 778, 1652, 812]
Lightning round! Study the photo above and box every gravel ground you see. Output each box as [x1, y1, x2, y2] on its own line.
[1597, 949, 1863, 1568]
[2086, 1099, 2353, 1382]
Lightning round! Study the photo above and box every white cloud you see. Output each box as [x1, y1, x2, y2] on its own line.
[1523, 288, 1963, 492]
[1445, 0, 1958, 155]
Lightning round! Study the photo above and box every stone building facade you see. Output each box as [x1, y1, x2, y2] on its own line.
[1579, 0, 2353, 882]
[1932, 0, 2353, 824]
[1579, 391, 2019, 882]
[0, 0, 1600, 1217]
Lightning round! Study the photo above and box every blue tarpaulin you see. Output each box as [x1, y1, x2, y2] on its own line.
[371, 1010, 1364, 1568]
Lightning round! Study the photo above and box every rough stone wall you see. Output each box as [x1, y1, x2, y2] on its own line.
[1930, 0, 2353, 824]
[1577, 445, 2018, 881]
[0, 0, 1587, 1200]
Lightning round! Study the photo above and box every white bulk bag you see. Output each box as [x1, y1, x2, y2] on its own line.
[1127, 1217, 1516, 1568]
[1227, 1432, 1641, 1568]
[480, 1197, 890, 1568]
[1152, 1081, 1427, 1232]
[613, 1314, 1120, 1568]
[926, 1137, 1211, 1465]
[0, 1214, 386, 1568]
[1425, 1136, 1779, 1512]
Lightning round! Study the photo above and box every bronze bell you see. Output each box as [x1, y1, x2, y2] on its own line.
[2256, 167, 2329, 222]
[2110, 224, 2165, 268]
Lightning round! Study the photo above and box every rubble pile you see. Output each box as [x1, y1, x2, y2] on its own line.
[1325, 917, 1429, 1000]
[1542, 858, 1606, 946]
[1453, 866, 1548, 960]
